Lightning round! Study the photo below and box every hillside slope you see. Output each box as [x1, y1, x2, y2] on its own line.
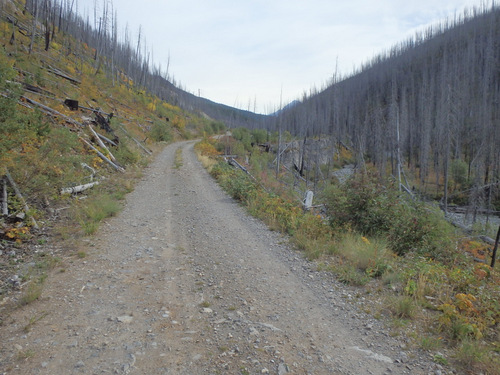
[0, 0, 224, 304]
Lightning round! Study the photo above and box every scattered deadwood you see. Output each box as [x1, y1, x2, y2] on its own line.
[4, 170, 39, 229]
[4, 13, 31, 35]
[446, 214, 495, 246]
[88, 124, 116, 161]
[20, 95, 84, 128]
[5, 80, 55, 97]
[61, 181, 100, 195]
[9, 94, 125, 173]
[228, 157, 249, 173]
[445, 205, 500, 216]
[78, 104, 112, 116]
[96, 132, 118, 147]
[13, 67, 61, 88]
[117, 126, 152, 156]
[79, 137, 125, 173]
[108, 95, 134, 111]
[24, 83, 55, 97]
[45, 64, 81, 85]
[92, 111, 114, 132]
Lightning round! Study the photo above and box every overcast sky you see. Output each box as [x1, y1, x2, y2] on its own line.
[78, 0, 487, 114]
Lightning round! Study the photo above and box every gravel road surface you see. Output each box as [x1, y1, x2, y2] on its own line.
[0, 141, 443, 374]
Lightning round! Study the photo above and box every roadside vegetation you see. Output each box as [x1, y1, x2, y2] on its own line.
[196, 134, 500, 374]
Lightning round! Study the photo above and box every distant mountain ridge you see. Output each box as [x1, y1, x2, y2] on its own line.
[271, 100, 301, 116]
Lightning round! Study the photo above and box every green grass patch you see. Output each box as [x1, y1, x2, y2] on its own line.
[18, 282, 43, 306]
[77, 193, 122, 235]
[387, 295, 417, 319]
[174, 147, 183, 169]
[23, 312, 49, 333]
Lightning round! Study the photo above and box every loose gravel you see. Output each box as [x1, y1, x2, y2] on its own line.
[0, 141, 447, 374]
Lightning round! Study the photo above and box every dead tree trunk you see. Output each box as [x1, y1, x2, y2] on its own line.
[5, 170, 39, 229]
[80, 138, 125, 172]
[2, 177, 8, 216]
[88, 124, 116, 161]
[117, 126, 152, 155]
[492, 225, 499, 268]
[61, 181, 100, 195]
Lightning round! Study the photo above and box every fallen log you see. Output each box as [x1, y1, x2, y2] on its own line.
[117, 126, 152, 156]
[80, 137, 125, 173]
[228, 157, 248, 173]
[88, 124, 116, 161]
[5, 170, 39, 229]
[45, 64, 81, 85]
[24, 83, 55, 97]
[61, 181, 100, 195]
[226, 157, 269, 193]
[445, 214, 495, 245]
[80, 163, 97, 179]
[96, 132, 118, 147]
[21, 96, 84, 128]
[78, 104, 111, 117]
[5, 80, 55, 97]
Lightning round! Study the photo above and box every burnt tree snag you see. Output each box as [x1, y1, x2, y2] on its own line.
[64, 99, 79, 110]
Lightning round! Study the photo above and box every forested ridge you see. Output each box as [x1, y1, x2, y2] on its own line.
[19, 0, 264, 127]
[276, 3, 500, 209]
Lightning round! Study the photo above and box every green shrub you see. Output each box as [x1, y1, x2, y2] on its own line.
[114, 141, 140, 165]
[331, 233, 391, 277]
[324, 173, 456, 259]
[150, 121, 172, 142]
[210, 161, 257, 203]
[324, 173, 399, 235]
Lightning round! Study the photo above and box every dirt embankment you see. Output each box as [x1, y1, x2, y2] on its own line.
[0, 141, 443, 374]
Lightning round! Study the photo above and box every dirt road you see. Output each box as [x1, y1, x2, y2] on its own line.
[0, 141, 440, 374]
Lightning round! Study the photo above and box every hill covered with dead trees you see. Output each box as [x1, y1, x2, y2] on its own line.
[272, 3, 500, 214]
[0, 0, 231, 245]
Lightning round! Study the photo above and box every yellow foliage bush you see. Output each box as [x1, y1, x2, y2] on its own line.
[172, 116, 185, 130]
[5, 226, 30, 240]
[147, 101, 156, 112]
[50, 41, 62, 51]
[161, 102, 180, 112]
[195, 139, 219, 156]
